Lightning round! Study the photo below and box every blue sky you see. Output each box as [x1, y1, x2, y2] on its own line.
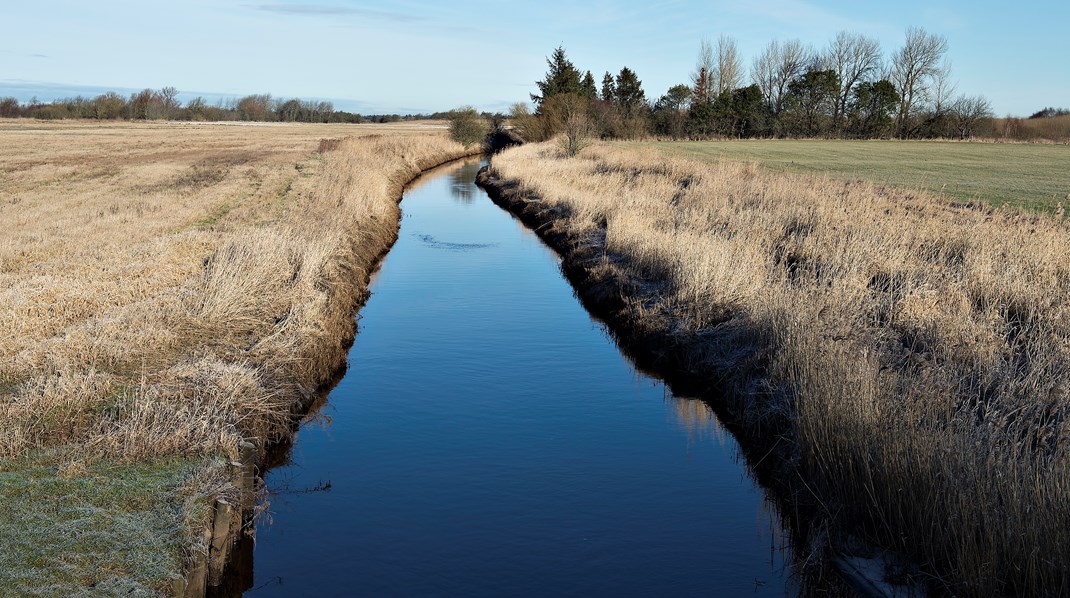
[1, 0, 1066, 115]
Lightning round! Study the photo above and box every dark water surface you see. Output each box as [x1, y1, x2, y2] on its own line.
[246, 159, 796, 596]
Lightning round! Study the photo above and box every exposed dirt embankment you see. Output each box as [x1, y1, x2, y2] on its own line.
[477, 141, 1070, 597]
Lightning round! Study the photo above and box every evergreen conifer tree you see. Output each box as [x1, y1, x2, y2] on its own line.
[601, 72, 616, 103]
[580, 71, 597, 99]
[531, 46, 582, 111]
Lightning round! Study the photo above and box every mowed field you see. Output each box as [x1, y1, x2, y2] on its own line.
[0, 119, 470, 593]
[648, 139, 1070, 212]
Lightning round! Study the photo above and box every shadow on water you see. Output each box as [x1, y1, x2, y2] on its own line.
[212, 157, 848, 596]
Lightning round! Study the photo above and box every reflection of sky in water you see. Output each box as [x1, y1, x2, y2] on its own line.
[250, 158, 799, 597]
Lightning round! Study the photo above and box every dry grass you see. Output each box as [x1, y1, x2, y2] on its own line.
[489, 142, 1070, 596]
[0, 119, 471, 592]
[0, 119, 469, 462]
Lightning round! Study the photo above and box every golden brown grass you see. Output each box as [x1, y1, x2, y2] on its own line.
[0, 119, 472, 592]
[489, 142, 1070, 595]
[0, 119, 469, 462]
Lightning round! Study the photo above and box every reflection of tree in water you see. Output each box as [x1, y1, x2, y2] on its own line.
[668, 393, 731, 448]
[668, 392, 809, 593]
[449, 161, 484, 204]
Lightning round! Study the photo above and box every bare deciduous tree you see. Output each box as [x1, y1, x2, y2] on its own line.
[751, 39, 812, 127]
[951, 95, 992, 139]
[159, 86, 179, 119]
[751, 42, 777, 106]
[891, 26, 949, 136]
[690, 38, 716, 104]
[714, 34, 744, 96]
[930, 59, 958, 118]
[824, 31, 882, 130]
[544, 93, 595, 157]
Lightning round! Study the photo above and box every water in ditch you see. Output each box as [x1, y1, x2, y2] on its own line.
[245, 158, 798, 596]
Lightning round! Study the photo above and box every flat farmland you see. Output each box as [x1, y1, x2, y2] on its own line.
[648, 139, 1069, 212]
[0, 119, 469, 593]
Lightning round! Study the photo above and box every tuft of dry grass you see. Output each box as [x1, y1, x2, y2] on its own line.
[489, 142, 1070, 596]
[0, 119, 473, 591]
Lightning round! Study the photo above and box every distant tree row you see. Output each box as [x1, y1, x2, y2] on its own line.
[518, 28, 1013, 146]
[1027, 107, 1070, 119]
[0, 88, 436, 124]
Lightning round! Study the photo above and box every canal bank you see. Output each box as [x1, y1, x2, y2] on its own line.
[178, 144, 483, 597]
[475, 162, 924, 598]
[239, 158, 814, 595]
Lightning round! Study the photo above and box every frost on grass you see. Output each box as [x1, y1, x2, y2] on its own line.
[0, 457, 221, 595]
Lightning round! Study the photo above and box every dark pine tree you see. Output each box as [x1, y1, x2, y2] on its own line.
[601, 71, 616, 103]
[531, 46, 582, 112]
[691, 67, 710, 107]
[614, 67, 646, 121]
[580, 71, 597, 99]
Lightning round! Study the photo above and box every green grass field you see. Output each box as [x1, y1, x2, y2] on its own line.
[645, 140, 1069, 212]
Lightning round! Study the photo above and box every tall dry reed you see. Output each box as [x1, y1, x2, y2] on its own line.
[986, 114, 1070, 143]
[490, 142, 1070, 595]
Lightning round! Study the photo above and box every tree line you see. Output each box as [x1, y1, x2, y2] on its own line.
[514, 27, 1012, 147]
[0, 88, 438, 124]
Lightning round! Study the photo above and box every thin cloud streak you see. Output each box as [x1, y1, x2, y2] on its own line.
[253, 3, 426, 22]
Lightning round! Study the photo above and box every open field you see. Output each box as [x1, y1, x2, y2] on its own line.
[0, 119, 470, 593]
[645, 139, 1070, 212]
[487, 142, 1070, 595]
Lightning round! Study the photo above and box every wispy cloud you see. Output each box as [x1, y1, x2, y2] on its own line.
[253, 3, 426, 22]
[30, 54, 49, 59]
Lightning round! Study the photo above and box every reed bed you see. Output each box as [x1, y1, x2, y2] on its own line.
[489, 142, 1070, 595]
[988, 113, 1070, 144]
